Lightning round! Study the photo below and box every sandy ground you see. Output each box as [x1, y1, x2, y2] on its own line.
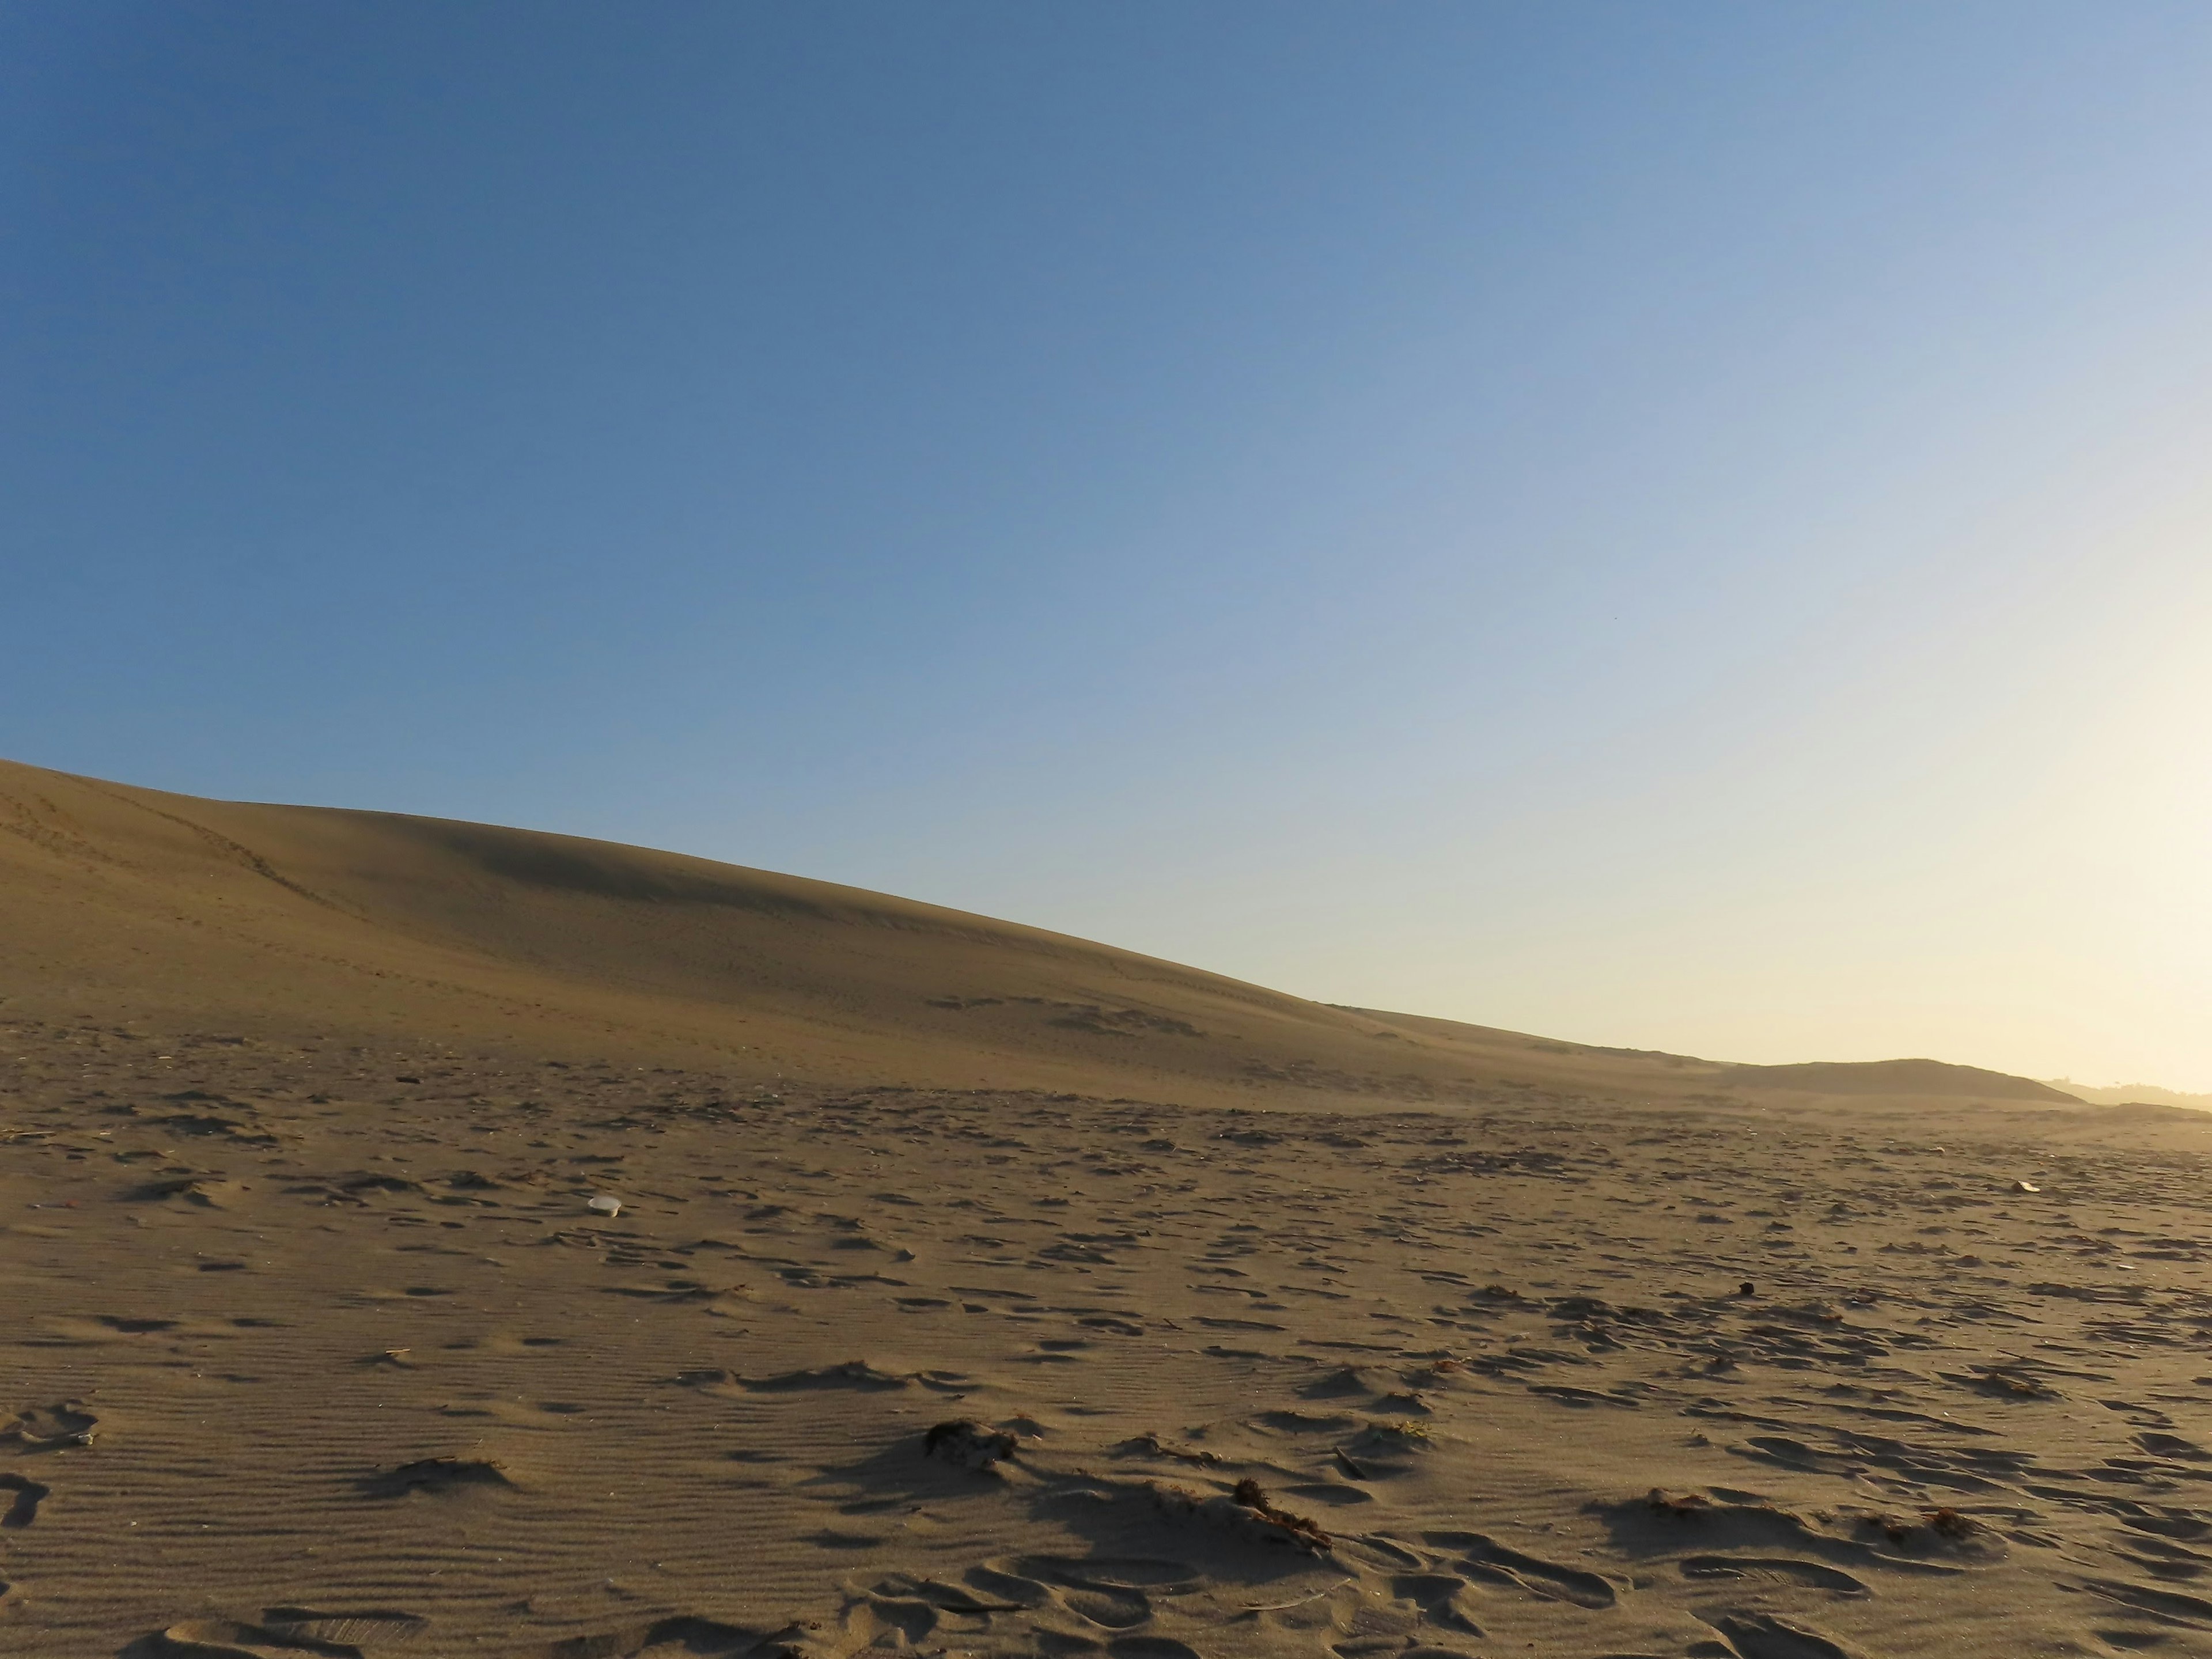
[7, 1018, 2212, 1659]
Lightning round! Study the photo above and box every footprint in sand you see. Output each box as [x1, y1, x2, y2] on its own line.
[1, 1472, 51, 1527]
[839, 1596, 938, 1646]
[1419, 1531, 1618, 1609]
[2135, 1431, 2212, 1463]
[1284, 1481, 1374, 1508]
[1018, 1555, 1203, 1594]
[1109, 1640, 1200, 1659]
[965, 1555, 1202, 1637]
[1058, 1585, 1152, 1630]
[965, 1563, 1055, 1607]
[1699, 1609, 1862, 1658]
[1385, 1573, 1484, 1635]
[257, 1608, 430, 1647]
[2075, 1577, 2212, 1630]
[1300, 1366, 1400, 1400]
[2120, 1535, 2212, 1582]
[134, 1175, 245, 1207]
[1019, 1339, 1090, 1365]
[1, 1400, 97, 1450]
[358, 1456, 514, 1498]
[1317, 1588, 1423, 1657]
[1679, 1556, 1870, 1596]
[151, 1619, 319, 1656]
[735, 1360, 929, 1392]
[861, 1570, 1029, 1619]
[506, 1615, 768, 1658]
[1252, 1409, 1360, 1435]
[924, 1418, 1019, 1471]
[805, 1527, 888, 1551]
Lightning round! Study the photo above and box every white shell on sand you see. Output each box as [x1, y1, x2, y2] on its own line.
[586, 1195, 622, 1216]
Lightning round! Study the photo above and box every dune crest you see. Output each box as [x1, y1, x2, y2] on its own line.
[0, 759, 2075, 1113]
[1715, 1059, 2082, 1103]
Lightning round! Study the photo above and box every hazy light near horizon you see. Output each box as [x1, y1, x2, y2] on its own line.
[4, 4, 2209, 1090]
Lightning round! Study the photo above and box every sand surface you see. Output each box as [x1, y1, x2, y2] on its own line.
[8, 1022, 2212, 1659]
[9, 759, 2212, 1658]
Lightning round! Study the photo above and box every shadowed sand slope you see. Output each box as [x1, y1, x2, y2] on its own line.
[1, 758, 1735, 1106]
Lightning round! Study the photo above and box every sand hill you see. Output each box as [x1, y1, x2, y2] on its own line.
[1715, 1059, 2081, 1103]
[2044, 1078, 2212, 1111]
[0, 759, 2076, 1114]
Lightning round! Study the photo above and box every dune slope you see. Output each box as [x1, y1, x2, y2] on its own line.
[0, 757, 1734, 1107]
[1717, 1059, 2081, 1103]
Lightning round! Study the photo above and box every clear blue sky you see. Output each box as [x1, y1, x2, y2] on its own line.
[7, 3, 2210, 1088]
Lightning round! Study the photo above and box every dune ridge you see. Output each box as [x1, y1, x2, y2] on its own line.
[2046, 1079, 2212, 1111]
[0, 759, 2074, 1114]
[1715, 1059, 2082, 1104]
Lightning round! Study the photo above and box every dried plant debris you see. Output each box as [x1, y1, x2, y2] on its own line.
[1150, 1477, 1332, 1551]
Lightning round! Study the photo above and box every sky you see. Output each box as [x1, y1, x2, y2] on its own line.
[5, 3, 2209, 1090]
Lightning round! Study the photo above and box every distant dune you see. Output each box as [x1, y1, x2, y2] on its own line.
[1717, 1058, 2082, 1102]
[2045, 1079, 2212, 1111]
[0, 757, 2076, 1110]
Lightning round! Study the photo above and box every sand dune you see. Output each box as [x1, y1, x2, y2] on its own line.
[1, 759, 2084, 1115]
[2046, 1080, 2212, 1112]
[6, 757, 2207, 1659]
[1715, 1060, 2082, 1104]
[0, 757, 1766, 1109]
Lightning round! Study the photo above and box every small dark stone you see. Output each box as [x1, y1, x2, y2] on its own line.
[1736, 1281, 1756, 1297]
